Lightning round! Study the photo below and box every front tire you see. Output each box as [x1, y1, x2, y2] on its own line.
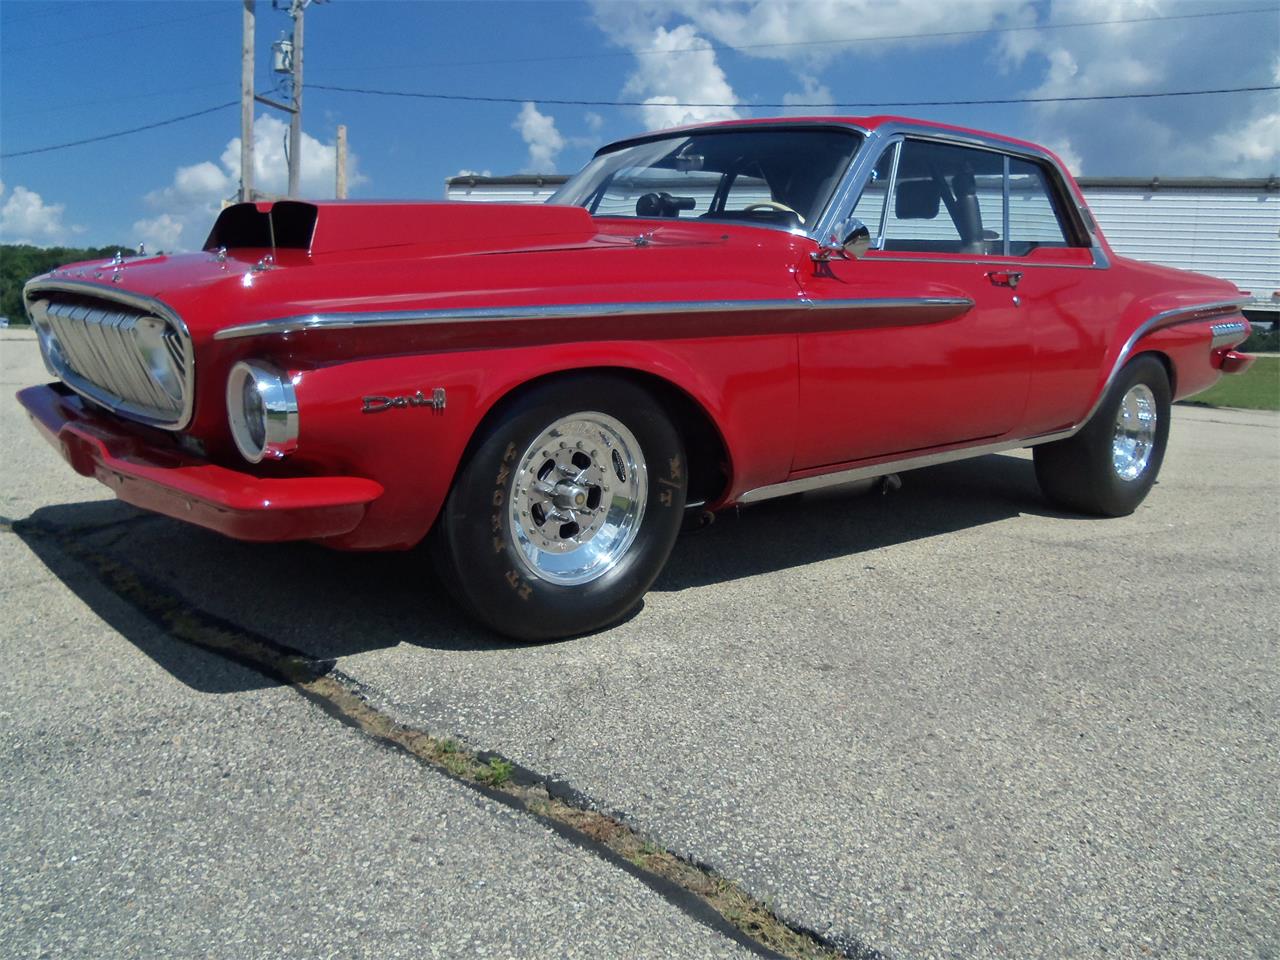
[434, 375, 687, 641]
[1033, 354, 1171, 517]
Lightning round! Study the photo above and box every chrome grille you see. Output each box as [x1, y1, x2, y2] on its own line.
[26, 283, 194, 429]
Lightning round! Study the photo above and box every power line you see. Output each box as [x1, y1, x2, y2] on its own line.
[308, 81, 1280, 110]
[319, 5, 1280, 73]
[3, 67, 1274, 162]
[0, 101, 238, 160]
[2, 82, 234, 122]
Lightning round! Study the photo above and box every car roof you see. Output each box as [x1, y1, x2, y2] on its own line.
[598, 115, 1049, 160]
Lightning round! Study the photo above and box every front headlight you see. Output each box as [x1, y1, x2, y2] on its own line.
[133, 317, 184, 405]
[226, 361, 299, 463]
[27, 299, 65, 377]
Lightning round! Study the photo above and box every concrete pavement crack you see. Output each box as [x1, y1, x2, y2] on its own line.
[12, 515, 885, 960]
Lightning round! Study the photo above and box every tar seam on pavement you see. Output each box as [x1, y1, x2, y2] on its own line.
[5, 514, 885, 960]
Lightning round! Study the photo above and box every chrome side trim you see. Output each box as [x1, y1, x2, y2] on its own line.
[738, 296, 1248, 505]
[1075, 297, 1249, 428]
[738, 429, 1076, 503]
[22, 278, 196, 430]
[1210, 320, 1249, 348]
[213, 296, 975, 340]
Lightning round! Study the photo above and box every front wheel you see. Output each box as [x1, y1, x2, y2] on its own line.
[433, 375, 687, 641]
[1033, 354, 1171, 517]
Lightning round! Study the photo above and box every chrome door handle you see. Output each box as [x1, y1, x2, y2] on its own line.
[987, 270, 1023, 288]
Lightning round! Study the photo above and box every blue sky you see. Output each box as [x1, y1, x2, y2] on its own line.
[2, 0, 1277, 250]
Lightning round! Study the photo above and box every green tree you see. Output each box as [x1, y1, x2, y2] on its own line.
[0, 244, 140, 325]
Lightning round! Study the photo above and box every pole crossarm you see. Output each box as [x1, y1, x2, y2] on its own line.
[253, 94, 297, 114]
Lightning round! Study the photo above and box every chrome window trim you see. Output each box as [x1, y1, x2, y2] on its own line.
[213, 296, 975, 340]
[737, 296, 1249, 504]
[857, 253, 1109, 270]
[1001, 155, 1012, 257]
[811, 122, 1110, 269]
[878, 141, 901, 247]
[22, 278, 196, 430]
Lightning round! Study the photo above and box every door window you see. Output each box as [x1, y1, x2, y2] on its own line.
[881, 139, 1005, 254]
[847, 138, 1082, 257]
[1007, 157, 1069, 253]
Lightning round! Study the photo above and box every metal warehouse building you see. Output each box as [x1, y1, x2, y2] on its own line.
[445, 174, 1280, 318]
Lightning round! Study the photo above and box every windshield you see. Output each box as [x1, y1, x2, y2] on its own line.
[548, 126, 863, 232]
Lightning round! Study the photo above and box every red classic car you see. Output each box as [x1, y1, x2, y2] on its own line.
[18, 116, 1254, 639]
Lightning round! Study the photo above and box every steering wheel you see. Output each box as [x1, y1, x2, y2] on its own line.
[742, 201, 804, 224]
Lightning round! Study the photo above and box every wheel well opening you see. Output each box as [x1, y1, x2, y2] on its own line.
[1136, 349, 1176, 396]
[476, 368, 731, 509]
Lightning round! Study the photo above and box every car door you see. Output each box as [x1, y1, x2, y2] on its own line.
[793, 136, 1101, 470]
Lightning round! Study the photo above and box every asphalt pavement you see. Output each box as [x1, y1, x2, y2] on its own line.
[2, 329, 1277, 959]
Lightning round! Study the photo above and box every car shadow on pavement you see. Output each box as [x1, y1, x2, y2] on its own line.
[656, 451, 1095, 590]
[15, 452, 1091, 692]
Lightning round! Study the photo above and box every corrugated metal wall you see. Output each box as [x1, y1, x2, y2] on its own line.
[1082, 187, 1278, 310]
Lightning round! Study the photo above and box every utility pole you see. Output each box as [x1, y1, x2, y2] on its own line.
[287, 0, 304, 197]
[239, 0, 255, 202]
[248, 0, 322, 199]
[335, 124, 347, 199]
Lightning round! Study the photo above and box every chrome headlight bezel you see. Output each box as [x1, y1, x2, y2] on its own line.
[226, 361, 299, 463]
[28, 303, 65, 378]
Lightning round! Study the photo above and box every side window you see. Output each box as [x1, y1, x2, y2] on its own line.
[1007, 157, 1069, 254]
[882, 139, 1005, 254]
[849, 144, 897, 244]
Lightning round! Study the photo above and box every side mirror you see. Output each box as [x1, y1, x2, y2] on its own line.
[813, 217, 873, 262]
[840, 218, 872, 259]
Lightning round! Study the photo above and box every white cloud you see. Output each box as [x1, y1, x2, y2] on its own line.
[596, 1, 1029, 69]
[997, 0, 1280, 176]
[134, 113, 366, 252]
[131, 214, 185, 254]
[512, 102, 566, 172]
[591, 2, 1022, 131]
[621, 24, 741, 130]
[0, 180, 85, 246]
[782, 75, 834, 116]
[1040, 136, 1084, 176]
[1210, 111, 1280, 172]
[584, 111, 605, 132]
[454, 168, 493, 178]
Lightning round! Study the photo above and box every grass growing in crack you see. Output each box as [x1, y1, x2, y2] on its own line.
[21, 518, 859, 960]
[478, 758, 514, 787]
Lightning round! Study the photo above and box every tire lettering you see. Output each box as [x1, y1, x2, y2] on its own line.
[492, 490, 504, 507]
[505, 570, 533, 601]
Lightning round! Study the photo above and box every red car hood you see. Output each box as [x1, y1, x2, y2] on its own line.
[30, 200, 807, 341]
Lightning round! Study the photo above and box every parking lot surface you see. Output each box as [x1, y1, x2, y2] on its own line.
[3, 331, 1277, 959]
